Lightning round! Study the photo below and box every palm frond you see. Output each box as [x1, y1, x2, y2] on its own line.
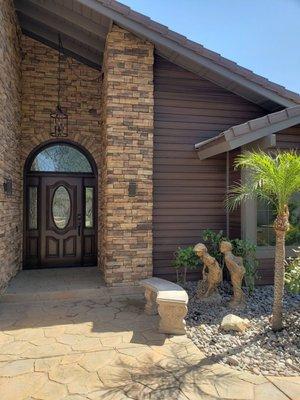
[229, 150, 300, 212]
[226, 182, 275, 211]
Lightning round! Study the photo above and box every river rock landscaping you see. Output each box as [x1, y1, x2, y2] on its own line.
[186, 282, 300, 376]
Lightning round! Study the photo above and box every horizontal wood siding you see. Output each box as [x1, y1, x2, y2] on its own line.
[229, 150, 241, 239]
[277, 125, 300, 149]
[153, 56, 265, 281]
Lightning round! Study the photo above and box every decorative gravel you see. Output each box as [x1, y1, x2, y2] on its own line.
[185, 282, 300, 376]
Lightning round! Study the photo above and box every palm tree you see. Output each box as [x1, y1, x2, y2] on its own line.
[227, 150, 300, 331]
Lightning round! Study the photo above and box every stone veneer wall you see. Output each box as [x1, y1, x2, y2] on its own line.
[100, 25, 154, 285]
[0, 0, 22, 292]
[21, 34, 102, 267]
[21, 35, 102, 171]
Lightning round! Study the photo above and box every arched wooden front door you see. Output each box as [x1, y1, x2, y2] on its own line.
[24, 142, 97, 269]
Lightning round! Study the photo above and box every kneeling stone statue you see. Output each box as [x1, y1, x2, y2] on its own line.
[194, 243, 222, 300]
[220, 241, 246, 308]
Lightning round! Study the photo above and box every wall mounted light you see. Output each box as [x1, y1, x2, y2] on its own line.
[128, 181, 137, 197]
[3, 178, 12, 195]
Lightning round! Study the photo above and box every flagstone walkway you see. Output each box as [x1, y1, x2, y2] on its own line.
[0, 297, 299, 400]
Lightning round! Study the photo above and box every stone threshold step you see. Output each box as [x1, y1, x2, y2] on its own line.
[0, 286, 143, 304]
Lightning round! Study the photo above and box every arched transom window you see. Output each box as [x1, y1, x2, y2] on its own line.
[30, 144, 92, 173]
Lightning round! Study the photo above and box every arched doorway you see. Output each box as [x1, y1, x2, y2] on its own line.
[24, 141, 97, 269]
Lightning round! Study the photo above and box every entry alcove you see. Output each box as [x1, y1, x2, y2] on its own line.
[24, 142, 97, 269]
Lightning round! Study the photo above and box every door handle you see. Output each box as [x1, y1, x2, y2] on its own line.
[77, 224, 81, 236]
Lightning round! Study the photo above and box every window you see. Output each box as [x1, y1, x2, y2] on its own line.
[52, 186, 71, 229]
[28, 186, 38, 230]
[257, 193, 300, 247]
[30, 144, 92, 173]
[85, 187, 94, 228]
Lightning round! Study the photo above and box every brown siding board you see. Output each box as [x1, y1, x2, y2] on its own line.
[154, 182, 226, 188]
[155, 188, 225, 195]
[156, 113, 252, 124]
[155, 97, 263, 111]
[154, 129, 223, 137]
[154, 195, 225, 203]
[155, 121, 238, 130]
[156, 106, 263, 118]
[153, 55, 265, 281]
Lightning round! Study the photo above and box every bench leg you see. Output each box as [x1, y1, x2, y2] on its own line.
[158, 302, 187, 335]
[144, 287, 158, 315]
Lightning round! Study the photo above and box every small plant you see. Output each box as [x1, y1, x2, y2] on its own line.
[231, 238, 258, 295]
[172, 246, 201, 285]
[285, 247, 300, 295]
[202, 229, 226, 266]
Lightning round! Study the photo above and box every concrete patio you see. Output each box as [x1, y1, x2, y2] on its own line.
[0, 270, 299, 400]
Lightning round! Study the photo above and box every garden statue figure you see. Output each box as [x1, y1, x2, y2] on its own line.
[194, 243, 222, 299]
[220, 240, 246, 307]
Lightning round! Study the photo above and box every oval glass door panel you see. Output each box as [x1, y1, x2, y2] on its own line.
[52, 186, 71, 229]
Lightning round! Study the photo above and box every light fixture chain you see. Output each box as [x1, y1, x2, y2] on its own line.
[58, 33, 62, 108]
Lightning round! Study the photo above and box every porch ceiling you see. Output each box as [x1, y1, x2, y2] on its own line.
[14, 0, 111, 69]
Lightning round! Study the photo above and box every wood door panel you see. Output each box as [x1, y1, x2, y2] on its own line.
[27, 237, 39, 257]
[46, 236, 59, 257]
[63, 236, 77, 257]
[83, 235, 95, 256]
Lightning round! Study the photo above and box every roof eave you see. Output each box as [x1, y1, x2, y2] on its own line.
[77, 0, 298, 110]
[195, 113, 300, 160]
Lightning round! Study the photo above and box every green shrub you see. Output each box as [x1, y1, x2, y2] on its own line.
[285, 248, 300, 294]
[172, 246, 201, 285]
[202, 229, 226, 266]
[231, 238, 258, 295]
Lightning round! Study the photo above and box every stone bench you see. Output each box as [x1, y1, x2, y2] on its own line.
[140, 277, 188, 335]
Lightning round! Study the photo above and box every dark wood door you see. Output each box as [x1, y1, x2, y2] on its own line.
[25, 174, 97, 268]
[41, 176, 82, 267]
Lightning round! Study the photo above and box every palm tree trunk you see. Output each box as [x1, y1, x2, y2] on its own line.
[272, 229, 286, 331]
[272, 206, 289, 332]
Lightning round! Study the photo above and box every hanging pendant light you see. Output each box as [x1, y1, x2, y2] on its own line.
[50, 34, 68, 137]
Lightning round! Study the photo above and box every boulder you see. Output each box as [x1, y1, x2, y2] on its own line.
[220, 314, 250, 333]
[226, 356, 239, 366]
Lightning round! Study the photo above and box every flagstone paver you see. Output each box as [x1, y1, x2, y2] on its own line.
[0, 297, 298, 400]
[267, 377, 300, 400]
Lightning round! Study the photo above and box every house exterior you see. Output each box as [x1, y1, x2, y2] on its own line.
[1, 0, 299, 290]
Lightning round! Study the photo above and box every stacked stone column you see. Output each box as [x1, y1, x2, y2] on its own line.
[100, 25, 154, 285]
